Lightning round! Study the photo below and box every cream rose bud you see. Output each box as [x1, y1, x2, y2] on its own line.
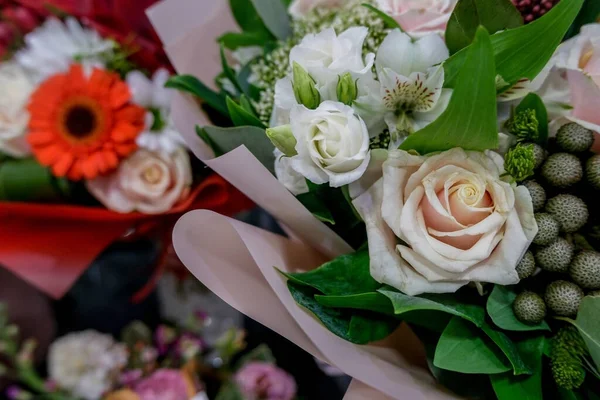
[0, 62, 36, 157]
[86, 148, 192, 214]
[274, 149, 309, 196]
[289, 101, 371, 187]
[353, 148, 538, 296]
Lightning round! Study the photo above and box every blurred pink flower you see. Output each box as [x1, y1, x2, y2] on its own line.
[120, 370, 144, 387]
[134, 370, 189, 400]
[235, 362, 296, 400]
[375, 0, 458, 37]
[175, 333, 204, 361]
[154, 325, 177, 356]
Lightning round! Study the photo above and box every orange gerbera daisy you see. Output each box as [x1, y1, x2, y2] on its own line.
[27, 65, 145, 180]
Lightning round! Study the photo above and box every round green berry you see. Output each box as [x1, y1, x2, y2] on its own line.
[513, 291, 546, 324]
[533, 213, 560, 245]
[545, 280, 584, 316]
[531, 143, 547, 170]
[535, 237, 574, 273]
[586, 154, 600, 190]
[522, 180, 546, 211]
[546, 194, 589, 233]
[516, 251, 536, 279]
[541, 153, 583, 188]
[556, 123, 594, 153]
[569, 251, 600, 290]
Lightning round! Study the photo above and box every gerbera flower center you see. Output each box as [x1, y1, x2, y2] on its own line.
[65, 105, 97, 138]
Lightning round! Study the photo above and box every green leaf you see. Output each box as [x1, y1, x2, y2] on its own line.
[379, 289, 486, 327]
[215, 381, 244, 400]
[361, 3, 402, 29]
[197, 125, 275, 174]
[487, 285, 550, 332]
[445, 0, 523, 54]
[281, 249, 379, 296]
[565, 0, 600, 39]
[220, 44, 244, 96]
[226, 96, 266, 128]
[481, 323, 532, 375]
[296, 191, 335, 224]
[444, 0, 585, 88]
[0, 159, 69, 202]
[165, 75, 229, 117]
[239, 95, 257, 116]
[490, 336, 545, 400]
[218, 32, 271, 50]
[228, 0, 273, 37]
[560, 295, 600, 369]
[288, 281, 399, 344]
[400, 27, 497, 154]
[250, 0, 291, 40]
[434, 316, 512, 374]
[516, 93, 549, 144]
[235, 344, 275, 369]
[315, 292, 396, 315]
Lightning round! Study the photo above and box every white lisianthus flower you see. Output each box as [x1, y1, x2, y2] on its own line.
[376, 0, 458, 37]
[354, 29, 452, 147]
[0, 62, 36, 157]
[270, 27, 375, 126]
[16, 17, 113, 83]
[288, 101, 370, 187]
[274, 149, 309, 195]
[49, 330, 128, 400]
[86, 148, 192, 214]
[126, 69, 187, 154]
[353, 148, 538, 295]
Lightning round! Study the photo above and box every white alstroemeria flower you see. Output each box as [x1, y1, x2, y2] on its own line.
[270, 27, 375, 127]
[274, 149, 309, 195]
[16, 17, 113, 83]
[355, 29, 452, 147]
[289, 101, 371, 187]
[126, 69, 187, 154]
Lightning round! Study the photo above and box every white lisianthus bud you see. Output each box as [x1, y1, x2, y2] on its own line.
[292, 62, 320, 109]
[336, 73, 358, 106]
[267, 125, 297, 156]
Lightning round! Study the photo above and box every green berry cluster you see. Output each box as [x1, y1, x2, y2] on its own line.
[550, 326, 589, 390]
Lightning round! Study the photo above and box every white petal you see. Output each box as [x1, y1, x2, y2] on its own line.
[376, 29, 415, 77]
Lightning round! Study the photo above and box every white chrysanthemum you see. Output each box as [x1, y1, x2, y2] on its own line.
[48, 330, 128, 400]
[126, 69, 187, 154]
[16, 17, 113, 83]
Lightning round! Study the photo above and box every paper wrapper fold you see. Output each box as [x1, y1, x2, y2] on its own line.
[148, 1, 459, 398]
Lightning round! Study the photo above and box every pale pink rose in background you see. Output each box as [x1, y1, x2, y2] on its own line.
[375, 0, 458, 37]
[288, 0, 343, 18]
[235, 362, 297, 400]
[85, 148, 192, 214]
[353, 148, 538, 296]
[134, 370, 189, 400]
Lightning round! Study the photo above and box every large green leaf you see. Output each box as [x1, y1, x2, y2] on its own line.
[315, 292, 396, 315]
[282, 250, 379, 296]
[400, 27, 497, 154]
[0, 158, 70, 202]
[249, 0, 291, 40]
[434, 316, 512, 374]
[561, 295, 600, 369]
[486, 285, 550, 332]
[218, 32, 271, 50]
[481, 323, 532, 375]
[226, 96, 266, 128]
[197, 125, 275, 174]
[165, 75, 229, 117]
[444, 0, 585, 88]
[490, 336, 545, 400]
[379, 289, 486, 327]
[288, 281, 399, 344]
[228, 0, 273, 37]
[445, 0, 523, 54]
[516, 93, 549, 144]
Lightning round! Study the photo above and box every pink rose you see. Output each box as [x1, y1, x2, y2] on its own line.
[134, 370, 189, 400]
[375, 0, 458, 37]
[235, 362, 296, 400]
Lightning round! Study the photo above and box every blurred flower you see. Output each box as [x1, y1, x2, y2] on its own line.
[376, 0, 458, 37]
[16, 338, 36, 367]
[15, 17, 113, 83]
[126, 69, 186, 154]
[1, 6, 39, 33]
[175, 333, 204, 361]
[27, 65, 145, 180]
[141, 347, 158, 364]
[85, 147, 192, 214]
[6, 385, 32, 400]
[0, 62, 35, 158]
[235, 362, 296, 400]
[134, 369, 191, 400]
[120, 369, 144, 386]
[48, 330, 128, 400]
[105, 389, 141, 400]
[154, 325, 177, 356]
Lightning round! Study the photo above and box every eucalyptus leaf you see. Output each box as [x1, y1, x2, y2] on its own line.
[445, 0, 523, 54]
[226, 96, 266, 128]
[400, 27, 498, 154]
[561, 295, 600, 369]
[287, 281, 399, 345]
[361, 3, 402, 29]
[165, 75, 229, 117]
[250, 0, 292, 40]
[444, 0, 585, 88]
[434, 316, 512, 374]
[228, 0, 273, 37]
[197, 125, 275, 174]
[486, 285, 550, 332]
[379, 289, 486, 327]
[516, 93, 549, 144]
[490, 336, 545, 400]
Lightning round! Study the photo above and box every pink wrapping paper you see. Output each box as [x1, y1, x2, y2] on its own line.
[148, 1, 460, 398]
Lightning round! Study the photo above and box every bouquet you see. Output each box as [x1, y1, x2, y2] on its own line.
[0, 2, 252, 299]
[149, 0, 600, 398]
[0, 304, 297, 400]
